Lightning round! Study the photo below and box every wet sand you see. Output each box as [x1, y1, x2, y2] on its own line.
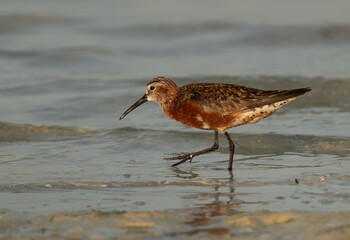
[2, 209, 350, 239]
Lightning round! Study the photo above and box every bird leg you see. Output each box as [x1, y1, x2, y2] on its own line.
[224, 132, 235, 171]
[165, 131, 219, 167]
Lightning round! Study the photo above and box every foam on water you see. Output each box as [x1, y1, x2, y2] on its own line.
[0, 122, 100, 142]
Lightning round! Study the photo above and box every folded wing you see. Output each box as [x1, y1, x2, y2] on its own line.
[176, 83, 311, 114]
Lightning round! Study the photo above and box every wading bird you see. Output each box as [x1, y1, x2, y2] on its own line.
[119, 77, 311, 171]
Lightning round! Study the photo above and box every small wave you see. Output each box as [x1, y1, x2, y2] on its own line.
[230, 25, 350, 46]
[0, 49, 39, 59]
[37, 46, 113, 62]
[0, 121, 100, 142]
[109, 126, 350, 156]
[1, 179, 296, 192]
[6, 175, 346, 193]
[95, 22, 240, 36]
[305, 138, 350, 155]
[0, 13, 63, 31]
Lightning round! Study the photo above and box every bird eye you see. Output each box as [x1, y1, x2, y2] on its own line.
[150, 86, 155, 91]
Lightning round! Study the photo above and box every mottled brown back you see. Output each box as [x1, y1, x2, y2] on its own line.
[174, 83, 311, 114]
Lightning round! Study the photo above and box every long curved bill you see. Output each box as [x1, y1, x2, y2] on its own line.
[119, 94, 148, 120]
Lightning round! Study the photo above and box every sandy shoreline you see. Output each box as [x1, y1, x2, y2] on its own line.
[2, 209, 350, 239]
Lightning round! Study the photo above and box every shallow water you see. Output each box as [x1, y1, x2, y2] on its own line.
[1, 0, 350, 239]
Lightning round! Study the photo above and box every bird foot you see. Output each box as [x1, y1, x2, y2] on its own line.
[164, 153, 194, 167]
[164, 153, 193, 161]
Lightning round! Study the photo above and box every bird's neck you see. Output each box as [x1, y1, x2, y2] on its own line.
[157, 87, 179, 118]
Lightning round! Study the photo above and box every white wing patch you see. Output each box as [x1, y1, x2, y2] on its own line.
[196, 115, 203, 122]
[196, 114, 210, 129]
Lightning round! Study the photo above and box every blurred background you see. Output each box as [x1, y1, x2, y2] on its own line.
[1, 0, 350, 127]
[1, 0, 350, 238]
